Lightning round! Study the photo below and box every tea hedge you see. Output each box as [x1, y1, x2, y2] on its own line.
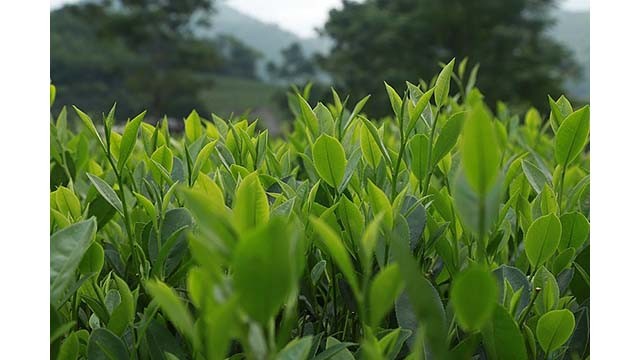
[50, 59, 590, 360]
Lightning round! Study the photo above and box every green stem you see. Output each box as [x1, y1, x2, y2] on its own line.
[442, 176, 459, 269]
[391, 98, 407, 198]
[391, 135, 406, 198]
[518, 287, 542, 328]
[423, 106, 441, 195]
[331, 261, 338, 333]
[558, 163, 568, 214]
[476, 195, 488, 265]
[106, 154, 139, 278]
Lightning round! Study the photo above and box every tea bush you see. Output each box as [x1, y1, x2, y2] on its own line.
[50, 59, 590, 359]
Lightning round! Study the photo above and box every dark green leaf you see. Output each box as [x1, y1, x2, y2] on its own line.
[482, 305, 527, 360]
[369, 264, 404, 326]
[51, 218, 97, 306]
[87, 328, 128, 360]
[87, 174, 123, 215]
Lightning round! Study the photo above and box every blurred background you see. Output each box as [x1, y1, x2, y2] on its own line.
[50, 0, 589, 133]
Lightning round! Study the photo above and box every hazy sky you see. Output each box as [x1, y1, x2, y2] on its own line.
[51, 0, 590, 38]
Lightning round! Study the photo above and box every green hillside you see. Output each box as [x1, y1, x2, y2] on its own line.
[197, 4, 331, 78]
[199, 75, 285, 133]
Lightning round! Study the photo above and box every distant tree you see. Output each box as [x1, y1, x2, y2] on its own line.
[215, 35, 262, 79]
[51, 4, 141, 116]
[266, 43, 317, 84]
[320, 0, 579, 116]
[51, 0, 220, 119]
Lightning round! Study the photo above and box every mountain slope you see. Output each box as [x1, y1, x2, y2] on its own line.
[206, 5, 589, 100]
[199, 4, 331, 67]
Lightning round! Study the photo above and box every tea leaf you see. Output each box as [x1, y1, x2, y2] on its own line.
[522, 160, 551, 194]
[493, 265, 530, 317]
[54, 186, 82, 220]
[50, 218, 96, 306]
[559, 212, 590, 251]
[408, 88, 434, 132]
[435, 58, 455, 108]
[390, 216, 448, 359]
[146, 280, 195, 341]
[233, 172, 269, 230]
[107, 276, 134, 336]
[184, 110, 202, 144]
[234, 217, 298, 325]
[191, 140, 217, 184]
[145, 320, 189, 360]
[555, 106, 590, 167]
[536, 309, 575, 354]
[360, 116, 392, 166]
[461, 103, 500, 195]
[79, 242, 104, 276]
[533, 266, 559, 314]
[57, 331, 79, 360]
[360, 213, 385, 273]
[87, 173, 124, 215]
[408, 134, 429, 181]
[310, 217, 359, 296]
[87, 328, 128, 360]
[276, 336, 313, 360]
[431, 111, 465, 169]
[150, 146, 174, 183]
[117, 110, 146, 172]
[72, 106, 105, 151]
[298, 94, 319, 135]
[384, 82, 403, 118]
[361, 123, 382, 168]
[525, 214, 562, 269]
[320, 337, 356, 360]
[367, 180, 393, 230]
[50, 84, 57, 107]
[312, 134, 347, 189]
[451, 265, 498, 331]
[481, 305, 527, 360]
[369, 264, 404, 326]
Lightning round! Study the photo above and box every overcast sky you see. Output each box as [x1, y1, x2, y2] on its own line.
[50, 0, 590, 38]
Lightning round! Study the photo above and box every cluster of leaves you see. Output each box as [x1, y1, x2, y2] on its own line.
[50, 58, 589, 360]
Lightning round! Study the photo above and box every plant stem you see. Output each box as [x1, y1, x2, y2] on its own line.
[391, 134, 406, 198]
[106, 154, 139, 278]
[518, 287, 542, 328]
[392, 98, 407, 198]
[423, 106, 441, 196]
[558, 163, 568, 214]
[331, 261, 338, 333]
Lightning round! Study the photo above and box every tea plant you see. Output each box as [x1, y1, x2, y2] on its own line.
[50, 58, 589, 359]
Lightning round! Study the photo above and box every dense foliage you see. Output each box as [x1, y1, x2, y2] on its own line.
[321, 0, 580, 117]
[50, 60, 589, 359]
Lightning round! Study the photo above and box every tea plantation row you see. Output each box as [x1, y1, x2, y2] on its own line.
[50, 59, 589, 359]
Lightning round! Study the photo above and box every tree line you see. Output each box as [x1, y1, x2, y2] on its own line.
[51, 0, 580, 121]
